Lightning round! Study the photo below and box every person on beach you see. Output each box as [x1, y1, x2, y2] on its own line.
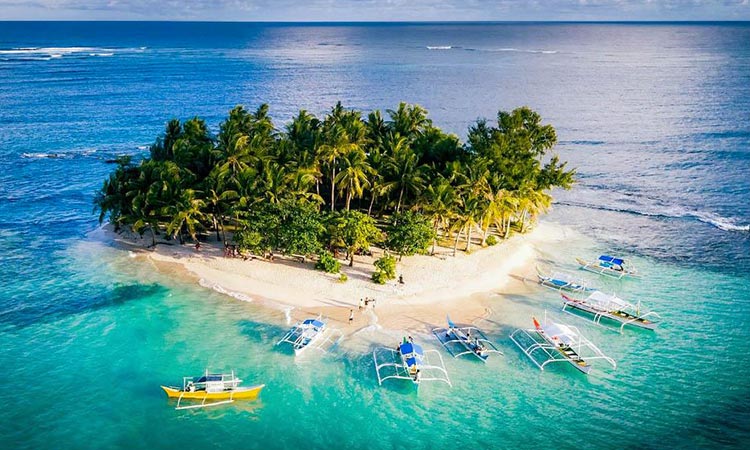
[399, 274, 404, 284]
[408, 335, 414, 344]
[358, 298, 363, 311]
[194, 241, 201, 251]
[349, 309, 354, 324]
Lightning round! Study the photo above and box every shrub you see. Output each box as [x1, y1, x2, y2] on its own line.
[373, 254, 397, 280]
[385, 211, 435, 259]
[371, 270, 388, 285]
[486, 235, 498, 246]
[338, 273, 348, 283]
[315, 251, 340, 273]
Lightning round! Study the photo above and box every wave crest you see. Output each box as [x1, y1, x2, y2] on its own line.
[558, 200, 749, 232]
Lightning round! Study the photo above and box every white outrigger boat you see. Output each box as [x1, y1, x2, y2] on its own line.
[576, 255, 638, 279]
[161, 370, 265, 410]
[432, 316, 502, 362]
[562, 291, 660, 332]
[510, 317, 616, 374]
[276, 315, 342, 356]
[536, 266, 596, 293]
[373, 338, 451, 388]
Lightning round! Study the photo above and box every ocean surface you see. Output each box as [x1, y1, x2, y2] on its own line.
[1, 22, 749, 449]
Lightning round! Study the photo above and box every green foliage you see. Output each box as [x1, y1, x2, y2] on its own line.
[233, 229, 264, 254]
[275, 201, 325, 256]
[373, 254, 397, 280]
[386, 211, 435, 258]
[315, 251, 341, 273]
[328, 210, 382, 266]
[95, 102, 573, 261]
[371, 270, 389, 285]
[338, 273, 348, 283]
[486, 234, 498, 246]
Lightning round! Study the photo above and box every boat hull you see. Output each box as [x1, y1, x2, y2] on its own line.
[161, 384, 265, 400]
[562, 295, 658, 331]
[576, 258, 637, 279]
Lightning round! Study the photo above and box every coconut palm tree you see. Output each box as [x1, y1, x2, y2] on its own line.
[383, 134, 425, 213]
[335, 146, 373, 211]
[387, 102, 430, 140]
[421, 178, 456, 254]
[164, 189, 206, 244]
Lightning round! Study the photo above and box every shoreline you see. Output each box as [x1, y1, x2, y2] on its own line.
[96, 223, 559, 335]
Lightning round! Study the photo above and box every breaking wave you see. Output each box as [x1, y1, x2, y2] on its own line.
[198, 278, 253, 303]
[558, 200, 749, 232]
[0, 46, 145, 62]
[426, 45, 454, 50]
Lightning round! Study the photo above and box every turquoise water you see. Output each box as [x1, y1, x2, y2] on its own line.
[1, 22, 749, 449]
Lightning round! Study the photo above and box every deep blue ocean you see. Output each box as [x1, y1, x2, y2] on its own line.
[0, 22, 749, 449]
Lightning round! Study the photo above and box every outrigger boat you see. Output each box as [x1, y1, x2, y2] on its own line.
[562, 291, 660, 332]
[373, 338, 451, 388]
[536, 266, 596, 293]
[432, 316, 502, 362]
[161, 370, 265, 410]
[510, 316, 616, 374]
[576, 255, 638, 279]
[276, 314, 342, 356]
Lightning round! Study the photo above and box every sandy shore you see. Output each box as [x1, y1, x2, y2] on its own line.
[102, 223, 562, 335]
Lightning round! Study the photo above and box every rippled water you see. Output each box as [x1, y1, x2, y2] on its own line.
[0, 22, 749, 449]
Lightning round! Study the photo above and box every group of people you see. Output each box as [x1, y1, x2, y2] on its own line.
[358, 297, 376, 311]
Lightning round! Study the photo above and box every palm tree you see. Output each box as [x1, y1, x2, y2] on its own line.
[334, 147, 373, 211]
[383, 134, 425, 212]
[387, 102, 430, 140]
[164, 189, 206, 244]
[421, 178, 456, 255]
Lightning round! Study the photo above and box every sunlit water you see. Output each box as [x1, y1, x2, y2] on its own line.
[0, 22, 749, 449]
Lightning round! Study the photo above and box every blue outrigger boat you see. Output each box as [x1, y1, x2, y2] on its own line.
[373, 338, 451, 388]
[276, 315, 342, 356]
[433, 317, 502, 362]
[536, 266, 596, 293]
[576, 255, 638, 279]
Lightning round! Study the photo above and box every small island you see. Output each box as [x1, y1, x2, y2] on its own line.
[95, 102, 574, 330]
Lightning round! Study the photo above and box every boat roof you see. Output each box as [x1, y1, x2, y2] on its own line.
[599, 255, 624, 265]
[588, 291, 631, 308]
[542, 322, 578, 342]
[302, 319, 325, 327]
[400, 342, 423, 356]
[194, 374, 228, 383]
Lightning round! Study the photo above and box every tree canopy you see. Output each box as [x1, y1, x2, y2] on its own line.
[95, 102, 574, 266]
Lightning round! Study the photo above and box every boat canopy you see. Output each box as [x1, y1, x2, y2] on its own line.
[194, 374, 225, 383]
[400, 342, 423, 356]
[599, 255, 624, 265]
[588, 291, 631, 309]
[542, 322, 578, 345]
[302, 319, 325, 328]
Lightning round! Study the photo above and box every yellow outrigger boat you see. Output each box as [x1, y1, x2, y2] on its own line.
[161, 370, 265, 410]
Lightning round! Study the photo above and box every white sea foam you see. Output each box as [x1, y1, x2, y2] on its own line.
[0, 46, 144, 61]
[559, 200, 749, 233]
[284, 307, 293, 325]
[426, 45, 453, 50]
[198, 278, 253, 302]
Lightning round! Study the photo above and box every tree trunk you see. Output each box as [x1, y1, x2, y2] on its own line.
[150, 225, 157, 247]
[330, 163, 336, 211]
[368, 193, 376, 216]
[213, 213, 221, 241]
[431, 220, 439, 255]
[466, 225, 473, 252]
[397, 187, 404, 213]
[349, 252, 354, 267]
[346, 188, 352, 211]
[453, 228, 461, 257]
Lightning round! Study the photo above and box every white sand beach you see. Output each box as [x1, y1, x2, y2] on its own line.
[104, 222, 563, 334]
